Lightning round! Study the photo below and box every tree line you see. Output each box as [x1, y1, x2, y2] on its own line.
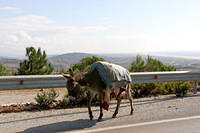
[0, 46, 180, 76]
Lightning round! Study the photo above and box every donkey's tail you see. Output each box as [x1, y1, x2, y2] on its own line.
[126, 83, 133, 99]
[126, 83, 134, 115]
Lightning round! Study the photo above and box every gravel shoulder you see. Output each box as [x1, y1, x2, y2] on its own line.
[0, 88, 67, 105]
[1, 92, 200, 133]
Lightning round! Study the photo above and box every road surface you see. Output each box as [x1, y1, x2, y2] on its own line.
[1, 93, 200, 133]
[76, 116, 200, 133]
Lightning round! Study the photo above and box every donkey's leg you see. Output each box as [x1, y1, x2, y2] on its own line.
[112, 97, 122, 118]
[87, 91, 95, 120]
[98, 92, 103, 121]
[127, 83, 134, 115]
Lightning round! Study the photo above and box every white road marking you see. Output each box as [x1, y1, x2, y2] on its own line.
[68, 115, 200, 133]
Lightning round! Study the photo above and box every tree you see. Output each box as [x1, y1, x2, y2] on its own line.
[129, 55, 145, 72]
[129, 55, 176, 72]
[0, 63, 9, 76]
[68, 56, 105, 73]
[17, 46, 53, 75]
[144, 56, 176, 72]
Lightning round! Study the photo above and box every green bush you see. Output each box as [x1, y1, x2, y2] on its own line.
[197, 80, 200, 87]
[68, 87, 99, 107]
[35, 89, 59, 107]
[74, 87, 88, 106]
[0, 63, 9, 76]
[60, 90, 70, 107]
[131, 81, 191, 98]
[151, 82, 174, 96]
[173, 81, 191, 97]
[131, 83, 155, 98]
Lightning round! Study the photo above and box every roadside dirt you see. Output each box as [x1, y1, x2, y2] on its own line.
[0, 88, 67, 96]
[0, 88, 199, 114]
[0, 88, 69, 113]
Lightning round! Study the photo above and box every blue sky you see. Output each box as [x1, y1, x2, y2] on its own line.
[0, 0, 200, 57]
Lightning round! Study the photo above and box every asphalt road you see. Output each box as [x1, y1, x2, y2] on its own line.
[1, 94, 200, 133]
[79, 116, 200, 133]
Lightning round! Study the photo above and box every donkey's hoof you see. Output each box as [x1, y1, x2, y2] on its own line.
[112, 113, 117, 118]
[112, 115, 116, 118]
[90, 116, 93, 120]
[130, 109, 134, 115]
[98, 117, 103, 121]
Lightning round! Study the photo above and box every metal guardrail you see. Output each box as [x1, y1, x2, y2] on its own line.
[132, 71, 200, 83]
[0, 71, 199, 92]
[0, 75, 66, 90]
[132, 71, 200, 93]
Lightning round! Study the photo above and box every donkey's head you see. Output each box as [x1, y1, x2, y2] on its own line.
[63, 69, 81, 100]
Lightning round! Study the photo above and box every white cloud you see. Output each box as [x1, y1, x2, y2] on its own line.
[8, 35, 18, 42]
[9, 15, 54, 25]
[0, 15, 110, 56]
[1, 14, 200, 57]
[0, 6, 21, 12]
[19, 31, 32, 41]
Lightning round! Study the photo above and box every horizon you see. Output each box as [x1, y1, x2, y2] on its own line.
[1, 0, 200, 57]
[1, 51, 200, 59]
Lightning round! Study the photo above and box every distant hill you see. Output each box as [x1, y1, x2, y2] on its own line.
[48, 52, 200, 71]
[0, 58, 20, 71]
[150, 55, 200, 71]
[48, 52, 137, 71]
[48, 52, 96, 71]
[1, 52, 200, 73]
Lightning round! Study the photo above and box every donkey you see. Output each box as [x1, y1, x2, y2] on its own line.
[63, 61, 134, 121]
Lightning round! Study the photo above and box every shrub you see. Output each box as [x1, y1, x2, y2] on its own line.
[151, 82, 174, 96]
[172, 81, 191, 97]
[67, 87, 99, 107]
[75, 87, 88, 106]
[131, 83, 155, 98]
[0, 63, 9, 76]
[60, 90, 70, 107]
[34, 89, 59, 107]
[131, 81, 191, 98]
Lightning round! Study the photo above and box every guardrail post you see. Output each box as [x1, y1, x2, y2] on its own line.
[193, 80, 198, 94]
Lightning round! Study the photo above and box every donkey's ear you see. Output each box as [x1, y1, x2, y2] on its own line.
[63, 74, 75, 81]
[63, 74, 72, 79]
[69, 68, 74, 77]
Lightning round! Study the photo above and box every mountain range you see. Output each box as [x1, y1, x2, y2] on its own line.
[1, 52, 200, 72]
